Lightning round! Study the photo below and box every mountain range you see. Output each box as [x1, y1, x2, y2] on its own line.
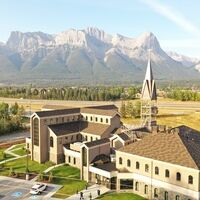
[0, 27, 199, 85]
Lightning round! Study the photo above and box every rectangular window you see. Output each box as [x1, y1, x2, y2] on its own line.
[68, 156, 71, 163]
[74, 158, 76, 165]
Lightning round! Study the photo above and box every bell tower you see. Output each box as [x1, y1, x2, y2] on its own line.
[141, 51, 158, 129]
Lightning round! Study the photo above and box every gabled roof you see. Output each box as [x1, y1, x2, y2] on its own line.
[118, 125, 200, 169]
[35, 108, 80, 118]
[48, 121, 110, 136]
[48, 122, 80, 136]
[81, 107, 119, 117]
[80, 122, 110, 136]
[141, 56, 157, 100]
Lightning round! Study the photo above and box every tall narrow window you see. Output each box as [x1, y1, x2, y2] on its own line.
[135, 182, 139, 191]
[106, 118, 108, 123]
[119, 157, 122, 164]
[100, 118, 103, 122]
[175, 195, 180, 200]
[90, 116, 93, 121]
[188, 175, 193, 184]
[136, 161, 140, 169]
[154, 188, 158, 197]
[176, 172, 181, 181]
[127, 159, 131, 167]
[144, 185, 148, 194]
[155, 167, 159, 175]
[33, 118, 39, 146]
[145, 164, 149, 172]
[50, 136, 54, 147]
[68, 156, 71, 163]
[164, 191, 168, 200]
[73, 157, 76, 165]
[165, 169, 170, 178]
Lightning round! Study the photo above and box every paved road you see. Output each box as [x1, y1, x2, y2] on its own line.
[0, 131, 30, 143]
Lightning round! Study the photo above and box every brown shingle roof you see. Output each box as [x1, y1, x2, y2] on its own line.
[48, 121, 110, 136]
[118, 125, 200, 169]
[81, 107, 119, 117]
[35, 108, 80, 117]
[80, 122, 110, 136]
[85, 138, 110, 147]
[48, 122, 80, 136]
[42, 105, 71, 110]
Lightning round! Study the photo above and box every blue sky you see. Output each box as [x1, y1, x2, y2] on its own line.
[1, 0, 200, 57]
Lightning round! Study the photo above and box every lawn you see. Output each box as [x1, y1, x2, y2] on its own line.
[49, 165, 86, 199]
[0, 148, 14, 162]
[12, 148, 27, 156]
[0, 156, 53, 176]
[10, 143, 25, 150]
[97, 192, 146, 200]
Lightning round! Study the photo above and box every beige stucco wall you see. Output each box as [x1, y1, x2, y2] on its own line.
[116, 150, 200, 199]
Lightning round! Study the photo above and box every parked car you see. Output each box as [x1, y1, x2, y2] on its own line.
[30, 183, 47, 195]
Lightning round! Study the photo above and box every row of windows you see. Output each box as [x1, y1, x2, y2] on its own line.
[135, 183, 187, 200]
[119, 158, 193, 184]
[85, 116, 109, 124]
[68, 156, 76, 165]
[45, 115, 80, 125]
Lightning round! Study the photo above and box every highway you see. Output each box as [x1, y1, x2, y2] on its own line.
[0, 97, 200, 112]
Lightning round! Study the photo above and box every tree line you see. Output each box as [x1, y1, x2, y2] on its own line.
[120, 101, 141, 118]
[166, 89, 200, 101]
[0, 102, 25, 135]
[0, 86, 140, 101]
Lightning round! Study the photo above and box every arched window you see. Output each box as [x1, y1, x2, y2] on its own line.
[144, 185, 148, 194]
[95, 117, 98, 122]
[155, 167, 159, 175]
[164, 191, 168, 200]
[176, 172, 181, 181]
[85, 136, 88, 141]
[106, 118, 108, 123]
[136, 161, 140, 169]
[73, 157, 76, 165]
[68, 156, 71, 163]
[86, 116, 88, 120]
[90, 116, 93, 121]
[135, 182, 139, 191]
[127, 159, 131, 167]
[50, 136, 54, 147]
[175, 195, 180, 200]
[188, 175, 193, 184]
[119, 157, 122, 164]
[145, 164, 149, 172]
[154, 188, 158, 197]
[165, 169, 170, 178]
[100, 118, 103, 122]
[90, 137, 93, 141]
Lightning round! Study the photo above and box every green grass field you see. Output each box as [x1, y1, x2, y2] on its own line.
[0, 157, 53, 176]
[97, 192, 146, 200]
[0, 148, 14, 162]
[49, 165, 86, 199]
[12, 148, 27, 156]
[10, 143, 25, 150]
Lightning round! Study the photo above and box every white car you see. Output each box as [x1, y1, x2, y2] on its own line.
[30, 183, 47, 195]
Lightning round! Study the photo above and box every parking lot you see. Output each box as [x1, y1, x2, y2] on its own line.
[0, 177, 61, 200]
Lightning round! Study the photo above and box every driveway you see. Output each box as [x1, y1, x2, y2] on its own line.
[0, 176, 61, 200]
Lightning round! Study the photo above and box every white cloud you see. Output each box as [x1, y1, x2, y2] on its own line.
[139, 0, 200, 37]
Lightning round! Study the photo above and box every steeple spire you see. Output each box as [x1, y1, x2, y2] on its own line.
[141, 50, 158, 129]
[141, 50, 157, 101]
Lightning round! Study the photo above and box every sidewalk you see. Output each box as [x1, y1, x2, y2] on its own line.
[66, 184, 110, 200]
